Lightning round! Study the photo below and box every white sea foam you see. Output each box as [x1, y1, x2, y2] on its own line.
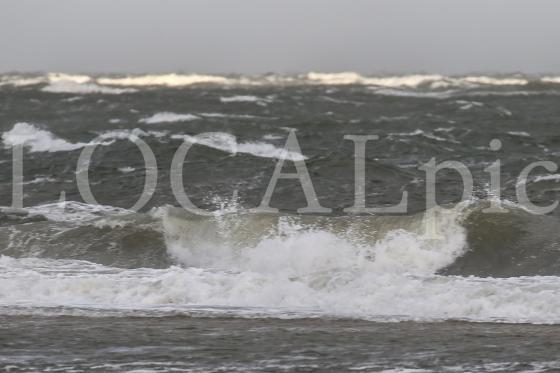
[198, 112, 259, 119]
[63, 96, 83, 103]
[306, 73, 530, 91]
[466, 90, 557, 97]
[262, 134, 284, 140]
[533, 174, 560, 183]
[171, 132, 307, 160]
[47, 73, 92, 84]
[541, 76, 560, 84]
[507, 131, 531, 137]
[139, 112, 199, 124]
[3, 205, 560, 323]
[2, 122, 88, 152]
[461, 76, 528, 86]
[23, 177, 57, 185]
[118, 167, 136, 174]
[40, 72, 136, 94]
[97, 128, 168, 141]
[369, 87, 455, 99]
[0, 75, 46, 87]
[219, 95, 270, 105]
[388, 129, 456, 143]
[42, 81, 136, 95]
[496, 106, 513, 117]
[23, 201, 130, 223]
[1, 123, 165, 153]
[374, 115, 410, 123]
[97, 74, 230, 87]
[306, 72, 445, 88]
[1, 73, 556, 91]
[455, 100, 484, 110]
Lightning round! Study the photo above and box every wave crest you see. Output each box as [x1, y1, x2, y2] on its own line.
[4, 201, 560, 323]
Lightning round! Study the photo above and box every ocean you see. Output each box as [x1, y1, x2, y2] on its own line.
[2, 72, 560, 372]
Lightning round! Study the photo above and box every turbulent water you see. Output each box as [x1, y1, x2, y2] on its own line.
[2, 72, 560, 371]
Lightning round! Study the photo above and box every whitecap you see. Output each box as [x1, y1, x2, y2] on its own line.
[369, 87, 455, 99]
[139, 112, 199, 124]
[118, 167, 136, 174]
[0, 75, 46, 87]
[542, 76, 560, 84]
[23, 201, 130, 223]
[533, 174, 560, 183]
[507, 131, 531, 137]
[97, 74, 230, 87]
[171, 132, 307, 160]
[461, 76, 528, 86]
[4, 203, 560, 324]
[23, 177, 57, 185]
[198, 112, 268, 120]
[97, 128, 168, 140]
[42, 81, 136, 95]
[306, 72, 445, 88]
[47, 73, 92, 84]
[2, 122, 88, 152]
[388, 129, 455, 143]
[219, 95, 270, 104]
[1, 123, 165, 153]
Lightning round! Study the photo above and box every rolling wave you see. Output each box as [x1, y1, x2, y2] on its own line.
[2, 200, 560, 323]
[1, 123, 164, 153]
[3, 72, 560, 94]
[1, 123, 303, 160]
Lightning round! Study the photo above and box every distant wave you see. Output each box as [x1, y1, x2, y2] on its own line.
[306, 72, 446, 87]
[47, 73, 92, 84]
[42, 81, 136, 95]
[42, 72, 135, 94]
[542, 76, 560, 84]
[306, 72, 534, 89]
[0, 73, 136, 94]
[0, 75, 45, 87]
[3, 72, 560, 100]
[97, 73, 230, 87]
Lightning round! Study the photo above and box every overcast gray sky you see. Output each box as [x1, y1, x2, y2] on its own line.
[1, 0, 559, 75]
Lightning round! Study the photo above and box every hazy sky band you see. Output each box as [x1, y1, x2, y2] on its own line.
[1, 0, 559, 74]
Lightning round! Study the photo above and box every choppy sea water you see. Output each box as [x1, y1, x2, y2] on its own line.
[2, 72, 560, 371]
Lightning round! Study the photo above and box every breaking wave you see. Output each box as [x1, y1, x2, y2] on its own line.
[97, 74, 231, 87]
[220, 95, 271, 105]
[41, 73, 137, 94]
[2, 200, 560, 323]
[42, 81, 136, 95]
[1, 123, 305, 162]
[170, 132, 307, 160]
[4, 72, 560, 94]
[1, 123, 167, 153]
[2, 122, 89, 152]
